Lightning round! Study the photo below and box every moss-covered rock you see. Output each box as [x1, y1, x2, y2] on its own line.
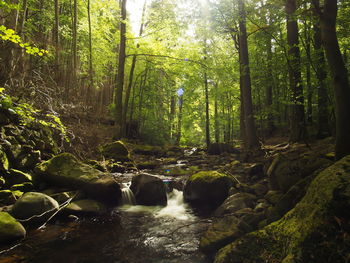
[0, 147, 9, 171]
[64, 199, 107, 216]
[215, 193, 256, 216]
[214, 155, 350, 263]
[0, 212, 26, 243]
[184, 171, 235, 208]
[8, 169, 32, 185]
[35, 153, 121, 204]
[101, 141, 130, 161]
[11, 192, 59, 226]
[200, 216, 252, 254]
[132, 144, 164, 156]
[130, 173, 167, 206]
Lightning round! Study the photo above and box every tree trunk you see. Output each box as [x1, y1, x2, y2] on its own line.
[214, 82, 220, 143]
[238, 0, 259, 150]
[313, 1, 330, 139]
[265, 34, 275, 136]
[87, 0, 94, 105]
[54, 0, 60, 83]
[176, 95, 183, 146]
[316, 0, 350, 159]
[72, 0, 78, 95]
[286, 0, 306, 142]
[204, 72, 211, 148]
[114, 0, 127, 139]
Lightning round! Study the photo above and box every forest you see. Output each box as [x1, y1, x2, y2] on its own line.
[0, 0, 349, 262]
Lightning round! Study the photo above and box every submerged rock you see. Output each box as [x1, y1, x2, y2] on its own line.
[35, 153, 121, 205]
[0, 212, 26, 243]
[130, 173, 167, 206]
[184, 171, 235, 208]
[64, 199, 107, 216]
[11, 192, 59, 226]
[214, 155, 350, 263]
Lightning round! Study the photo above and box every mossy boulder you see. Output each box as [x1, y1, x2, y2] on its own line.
[0, 147, 9, 171]
[267, 153, 332, 193]
[35, 153, 121, 205]
[132, 144, 164, 156]
[215, 193, 256, 216]
[0, 212, 26, 243]
[64, 199, 107, 216]
[200, 216, 252, 254]
[11, 192, 59, 226]
[7, 169, 32, 185]
[184, 171, 235, 208]
[130, 173, 167, 206]
[214, 155, 350, 263]
[101, 141, 130, 161]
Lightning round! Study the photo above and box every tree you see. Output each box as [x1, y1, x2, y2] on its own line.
[313, 0, 350, 159]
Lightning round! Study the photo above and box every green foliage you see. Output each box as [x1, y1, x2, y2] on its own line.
[0, 25, 48, 56]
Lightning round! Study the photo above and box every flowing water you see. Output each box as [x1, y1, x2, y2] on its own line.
[0, 188, 211, 263]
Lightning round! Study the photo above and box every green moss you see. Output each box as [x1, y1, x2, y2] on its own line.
[101, 141, 130, 161]
[190, 171, 231, 183]
[0, 212, 26, 242]
[214, 155, 350, 263]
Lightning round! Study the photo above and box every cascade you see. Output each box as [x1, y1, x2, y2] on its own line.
[121, 182, 136, 205]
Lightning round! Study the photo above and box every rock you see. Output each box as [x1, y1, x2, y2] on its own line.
[136, 160, 159, 170]
[0, 212, 26, 243]
[253, 201, 269, 213]
[0, 190, 16, 205]
[132, 145, 164, 156]
[35, 153, 121, 204]
[207, 143, 240, 155]
[200, 216, 252, 254]
[214, 155, 350, 263]
[215, 193, 256, 216]
[250, 183, 268, 196]
[10, 182, 34, 192]
[184, 171, 235, 208]
[11, 192, 59, 225]
[0, 147, 9, 171]
[85, 160, 107, 172]
[8, 169, 32, 185]
[107, 162, 127, 173]
[264, 190, 283, 205]
[267, 153, 332, 193]
[265, 206, 281, 223]
[64, 199, 107, 216]
[130, 173, 167, 206]
[18, 150, 41, 169]
[101, 141, 130, 161]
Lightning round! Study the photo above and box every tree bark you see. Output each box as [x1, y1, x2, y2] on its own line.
[313, 1, 330, 139]
[315, 0, 350, 159]
[87, 0, 94, 105]
[238, 0, 259, 150]
[286, 0, 306, 142]
[114, 0, 127, 139]
[204, 72, 211, 148]
[54, 0, 60, 83]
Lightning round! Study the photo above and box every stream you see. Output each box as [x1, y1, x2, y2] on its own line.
[0, 187, 212, 263]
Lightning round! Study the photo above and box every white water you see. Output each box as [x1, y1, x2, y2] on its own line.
[121, 183, 136, 205]
[122, 189, 193, 221]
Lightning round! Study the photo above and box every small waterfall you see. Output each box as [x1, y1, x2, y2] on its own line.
[121, 183, 136, 205]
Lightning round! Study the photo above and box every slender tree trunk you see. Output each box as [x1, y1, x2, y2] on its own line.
[315, 0, 350, 159]
[266, 35, 275, 136]
[303, 18, 313, 124]
[238, 0, 259, 150]
[87, 0, 94, 105]
[170, 95, 176, 141]
[114, 0, 127, 139]
[286, 0, 306, 142]
[54, 0, 60, 83]
[313, 2, 330, 139]
[176, 95, 183, 146]
[123, 0, 147, 134]
[214, 82, 219, 143]
[72, 0, 78, 91]
[204, 72, 211, 148]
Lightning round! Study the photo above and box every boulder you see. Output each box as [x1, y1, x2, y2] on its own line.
[64, 199, 107, 216]
[207, 143, 240, 155]
[0, 147, 9, 171]
[184, 171, 235, 208]
[11, 192, 59, 225]
[267, 153, 332, 193]
[250, 183, 268, 197]
[130, 173, 167, 206]
[214, 155, 350, 263]
[35, 153, 121, 205]
[200, 216, 252, 254]
[0, 212, 26, 243]
[215, 193, 256, 216]
[101, 141, 130, 161]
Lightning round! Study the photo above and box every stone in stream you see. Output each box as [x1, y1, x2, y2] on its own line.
[130, 173, 167, 206]
[35, 153, 121, 205]
[11, 192, 59, 226]
[214, 192, 257, 216]
[184, 171, 235, 208]
[0, 212, 26, 243]
[64, 199, 107, 216]
[214, 154, 350, 263]
[101, 141, 130, 162]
